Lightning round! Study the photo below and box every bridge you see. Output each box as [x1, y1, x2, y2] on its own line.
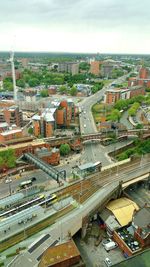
[21, 153, 66, 183]
[44, 129, 150, 146]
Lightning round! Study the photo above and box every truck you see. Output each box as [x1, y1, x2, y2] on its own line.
[104, 241, 118, 251]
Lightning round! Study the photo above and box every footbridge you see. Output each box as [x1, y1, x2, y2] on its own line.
[21, 153, 66, 183]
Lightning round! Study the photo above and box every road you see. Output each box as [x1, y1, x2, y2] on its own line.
[78, 74, 130, 165]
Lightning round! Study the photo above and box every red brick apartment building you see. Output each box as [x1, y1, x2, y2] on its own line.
[128, 67, 150, 88]
[33, 100, 75, 138]
[0, 105, 23, 127]
[105, 86, 145, 104]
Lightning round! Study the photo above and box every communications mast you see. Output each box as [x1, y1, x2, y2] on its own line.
[9, 51, 17, 101]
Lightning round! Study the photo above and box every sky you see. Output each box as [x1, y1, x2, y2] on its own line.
[0, 0, 150, 54]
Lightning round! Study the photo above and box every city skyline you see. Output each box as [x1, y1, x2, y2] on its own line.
[0, 0, 150, 54]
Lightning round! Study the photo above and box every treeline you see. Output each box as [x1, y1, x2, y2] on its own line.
[117, 139, 150, 161]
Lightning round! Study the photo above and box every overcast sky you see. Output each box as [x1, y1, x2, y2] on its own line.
[0, 0, 150, 54]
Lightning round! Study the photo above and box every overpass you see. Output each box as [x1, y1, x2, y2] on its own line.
[21, 153, 66, 183]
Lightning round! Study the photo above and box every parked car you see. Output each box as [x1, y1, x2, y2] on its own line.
[104, 258, 112, 267]
[5, 179, 12, 184]
[31, 177, 36, 182]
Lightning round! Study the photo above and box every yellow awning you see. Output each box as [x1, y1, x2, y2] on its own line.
[106, 197, 139, 226]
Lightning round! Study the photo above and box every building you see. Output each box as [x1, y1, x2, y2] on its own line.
[128, 67, 150, 88]
[112, 249, 150, 267]
[58, 62, 79, 75]
[32, 108, 56, 138]
[104, 86, 145, 104]
[0, 128, 23, 142]
[48, 86, 57, 95]
[32, 99, 76, 138]
[0, 122, 9, 133]
[0, 140, 60, 165]
[35, 147, 60, 165]
[104, 88, 130, 104]
[90, 61, 102, 76]
[129, 86, 145, 98]
[23, 89, 37, 102]
[132, 207, 150, 248]
[38, 239, 85, 267]
[0, 105, 23, 127]
[139, 67, 149, 79]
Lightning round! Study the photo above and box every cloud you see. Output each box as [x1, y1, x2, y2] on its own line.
[0, 0, 150, 53]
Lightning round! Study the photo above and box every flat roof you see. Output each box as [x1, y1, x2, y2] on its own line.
[39, 239, 80, 267]
[0, 140, 46, 152]
[106, 197, 139, 227]
[78, 162, 95, 171]
[0, 129, 22, 136]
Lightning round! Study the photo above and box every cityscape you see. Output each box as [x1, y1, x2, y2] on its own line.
[0, 1, 150, 267]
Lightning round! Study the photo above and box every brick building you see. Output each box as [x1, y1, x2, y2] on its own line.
[132, 207, 150, 248]
[104, 86, 145, 104]
[104, 88, 130, 104]
[128, 67, 150, 88]
[0, 129, 23, 142]
[38, 239, 85, 267]
[0, 140, 60, 166]
[0, 105, 23, 127]
[90, 61, 102, 76]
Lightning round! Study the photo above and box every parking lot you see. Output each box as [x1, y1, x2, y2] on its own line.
[74, 234, 125, 267]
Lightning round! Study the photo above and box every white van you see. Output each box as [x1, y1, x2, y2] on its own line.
[104, 241, 118, 251]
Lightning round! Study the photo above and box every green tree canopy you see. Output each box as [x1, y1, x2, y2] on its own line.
[16, 79, 26, 88]
[108, 109, 121, 122]
[70, 86, 77, 96]
[28, 78, 40, 87]
[40, 89, 48, 97]
[59, 85, 67, 94]
[60, 144, 71, 156]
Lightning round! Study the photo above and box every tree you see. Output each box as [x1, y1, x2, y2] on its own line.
[114, 99, 128, 110]
[60, 144, 71, 156]
[70, 86, 77, 96]
[16, 79, 25, 88]
[40, 89, 48, 97]
[136, 123, 143, 129]
[28, 78, 40, 87]
[59, 85, 67, 94]
[0, 156, 4, 167]
[108, 109, 121, 122]
[79, 62, 90, 71]
[28, 127, 34, 135]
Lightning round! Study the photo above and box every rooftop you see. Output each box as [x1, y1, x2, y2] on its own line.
[133, 207, 150, 232]
[38, 239, 80, 267]
[0, 129, 22, 136]
[106, 197, 139, 227]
